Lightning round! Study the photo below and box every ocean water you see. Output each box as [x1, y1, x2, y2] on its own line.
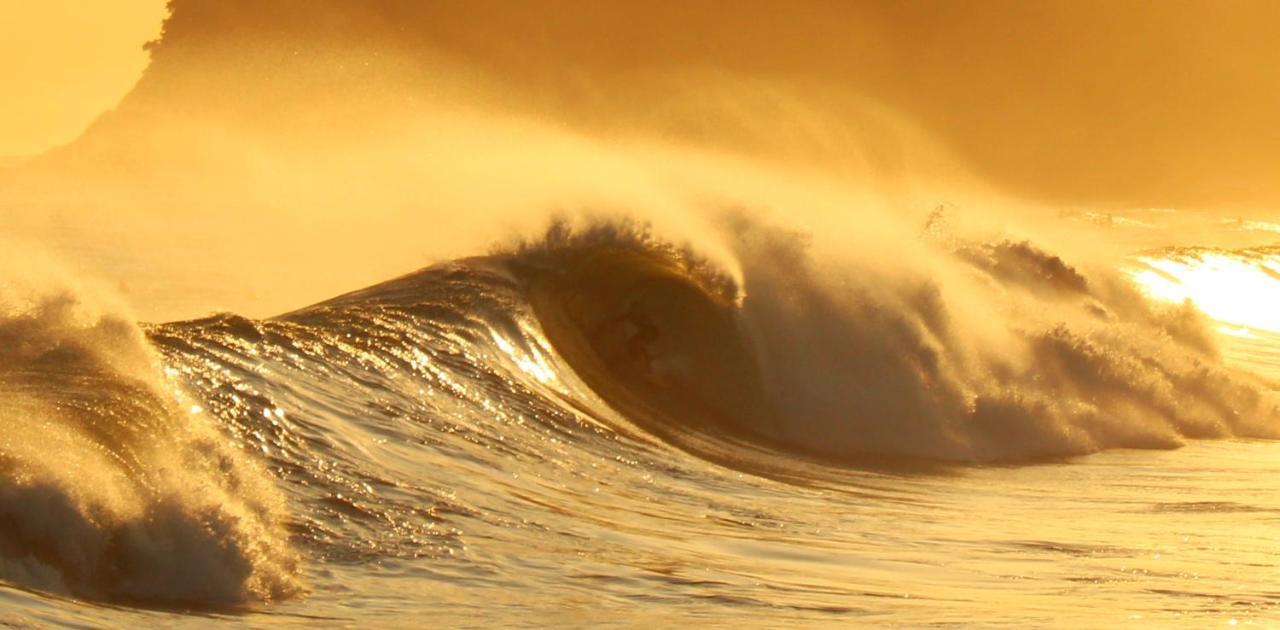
[1, 222, 1278, 628]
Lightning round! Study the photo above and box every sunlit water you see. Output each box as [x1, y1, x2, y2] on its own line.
[1129, 246, 1280, 381]
[2, 227, 1279, 628]
[4, 438, 1277, 627]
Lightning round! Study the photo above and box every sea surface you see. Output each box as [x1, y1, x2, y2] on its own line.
[1, 221, 1279, 628]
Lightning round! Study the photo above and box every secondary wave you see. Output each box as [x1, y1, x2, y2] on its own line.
[0, 260, 299, 607]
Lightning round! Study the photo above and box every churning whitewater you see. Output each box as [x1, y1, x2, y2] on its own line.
[0, 256, 299, 606]
[1, 217, 1278, 618]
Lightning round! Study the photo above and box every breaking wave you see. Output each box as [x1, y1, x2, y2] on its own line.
[517, 219, 1280, 463]
[0, 256, 300, 607]
[1, 216, 1277, 608]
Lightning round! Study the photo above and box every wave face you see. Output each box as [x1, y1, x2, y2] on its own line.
[2, 220, 1279, 618]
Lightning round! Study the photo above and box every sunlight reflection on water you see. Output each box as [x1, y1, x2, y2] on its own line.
[1128, 250, 1280, 334]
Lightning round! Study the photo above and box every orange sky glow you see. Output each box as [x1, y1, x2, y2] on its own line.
[0, 0, 167, 156]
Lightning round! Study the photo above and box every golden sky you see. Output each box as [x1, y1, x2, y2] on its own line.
[5, 1, 1280, 210]
[124, 0, 1280, 210]
[0, 0, 167, 157]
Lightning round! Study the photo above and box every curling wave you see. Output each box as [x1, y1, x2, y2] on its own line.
[512, 220, 1280, 463]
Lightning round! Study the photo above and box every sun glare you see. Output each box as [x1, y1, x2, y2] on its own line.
[1129, 253, 1280, 333]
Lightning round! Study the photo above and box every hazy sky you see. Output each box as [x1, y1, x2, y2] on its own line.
[5, 1, 1280, 210]
[0, 0, 167, 157]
